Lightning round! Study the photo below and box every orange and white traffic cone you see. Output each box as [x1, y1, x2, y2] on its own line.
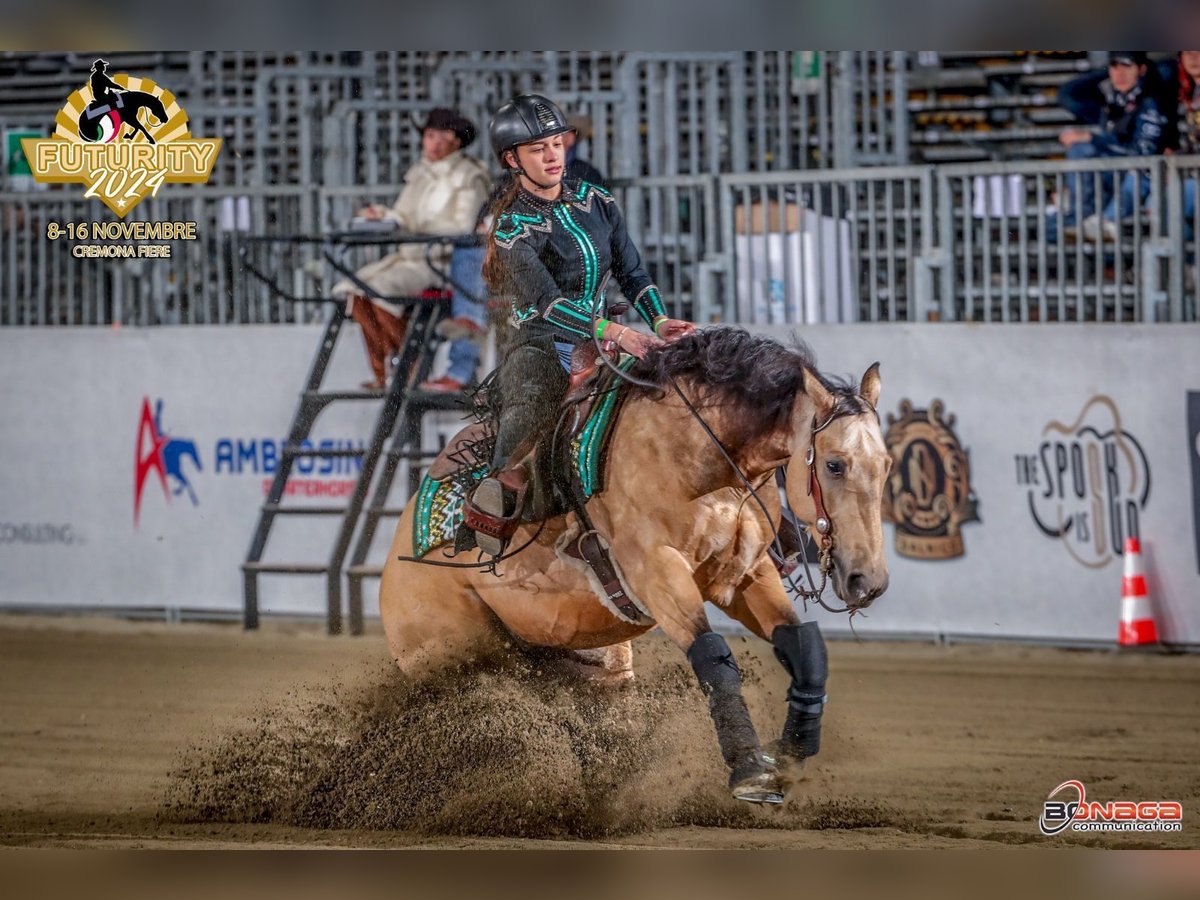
[1118, 537, 1159, 647]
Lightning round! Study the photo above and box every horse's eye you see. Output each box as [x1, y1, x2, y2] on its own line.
[825, 460, 845, 478]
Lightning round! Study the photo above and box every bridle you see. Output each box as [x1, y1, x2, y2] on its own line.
[667, 376, 876, 615]
[791, 409, 840, 610]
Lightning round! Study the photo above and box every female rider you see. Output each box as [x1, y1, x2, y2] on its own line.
[465, 94, 695, 556]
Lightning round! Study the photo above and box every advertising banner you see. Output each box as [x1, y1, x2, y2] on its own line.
[2, 323, 1198, 646]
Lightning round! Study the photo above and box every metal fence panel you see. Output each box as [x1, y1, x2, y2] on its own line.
[718, 166, 934, 324]
[607, 176, 716, 322]
[936, 157, 1162, 323]
[1167, 154, 1200, 324]
[0, 185, 316, 326]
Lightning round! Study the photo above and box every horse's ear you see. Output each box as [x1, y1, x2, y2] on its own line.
[803, 369, 835, 415]
[860, 362, 882, 409]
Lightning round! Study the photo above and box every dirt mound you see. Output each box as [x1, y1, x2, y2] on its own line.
[163, 656, 809, 838]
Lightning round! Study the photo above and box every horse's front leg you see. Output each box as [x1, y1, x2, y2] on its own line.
[725, 556, 829, 767]
[635, 545, 784, 804]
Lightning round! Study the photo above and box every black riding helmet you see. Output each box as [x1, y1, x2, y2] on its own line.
[488, 94, 575, 170]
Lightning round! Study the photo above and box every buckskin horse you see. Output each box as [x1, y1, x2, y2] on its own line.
[380, 327, 890, 804]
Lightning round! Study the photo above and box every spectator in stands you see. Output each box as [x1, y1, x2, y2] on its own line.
[417, 211, 491, 393]
[1056, 51, 1170, 240]
[1173, 51, 1200, 236]
[564, 113, 607, 186]
[418, 111, 609, 394]
[333, 108, 490, 390]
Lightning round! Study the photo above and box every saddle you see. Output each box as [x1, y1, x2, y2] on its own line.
[455, 341, 646, 621]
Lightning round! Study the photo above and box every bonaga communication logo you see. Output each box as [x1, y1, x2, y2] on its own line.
[1039, 780, 1182, 836]
[22, 58, 220, 217]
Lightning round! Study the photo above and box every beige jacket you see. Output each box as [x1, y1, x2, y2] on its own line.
[334, 150, 491, 305]
[381, 150, 490, 249]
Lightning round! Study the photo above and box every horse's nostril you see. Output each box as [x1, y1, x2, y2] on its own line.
[847, 572, 870, 600]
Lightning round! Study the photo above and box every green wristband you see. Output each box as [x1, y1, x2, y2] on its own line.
[652, 315, 669, 336]
[595, 317, 611, 340]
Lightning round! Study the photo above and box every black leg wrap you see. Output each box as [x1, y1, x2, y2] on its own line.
[771, 622, 828, 759]
[687, 632, 767, 785]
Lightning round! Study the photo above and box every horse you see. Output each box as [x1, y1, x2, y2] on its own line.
[77, 90, 168, 144]
[379, 327, 891, 804]
[163, 438, 201, 505]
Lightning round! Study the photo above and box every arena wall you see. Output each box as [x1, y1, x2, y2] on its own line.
[1, 324, 1198, 647]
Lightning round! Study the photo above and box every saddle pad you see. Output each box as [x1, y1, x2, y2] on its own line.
[570, 356, 635, 499]
[412, 463, 489, 559]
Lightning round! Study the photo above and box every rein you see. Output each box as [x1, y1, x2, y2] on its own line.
[666, 378, 853, 615]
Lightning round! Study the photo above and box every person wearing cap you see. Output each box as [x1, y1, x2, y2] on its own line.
[461, 93, 695, 557]
[563, 112, 607, 187]
[1056, 52, 1171, 240]
[332, 107, 490, 390]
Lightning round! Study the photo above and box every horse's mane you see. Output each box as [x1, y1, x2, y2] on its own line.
[628, 326, 869, 441]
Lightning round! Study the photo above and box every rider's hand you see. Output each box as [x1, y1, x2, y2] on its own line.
[605, 323, 664, 359]
[654, 318, 696, 342]
[358, 205, 383, 220]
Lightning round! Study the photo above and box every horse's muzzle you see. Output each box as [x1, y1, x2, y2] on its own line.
[844, 571, 889, 609]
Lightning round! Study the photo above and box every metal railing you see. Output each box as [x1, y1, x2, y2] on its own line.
[5, 156, 1199, 328]
[935, 158, 1164, 323]
[717, 166, 933, 324]
[3, 51, 911, 193]
[1166, 155, 1200, 324]
[711, 155, 1198, 325]
[1, 184, 316, 326]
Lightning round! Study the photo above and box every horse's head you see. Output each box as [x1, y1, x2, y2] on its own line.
[783, 363, 890, 610]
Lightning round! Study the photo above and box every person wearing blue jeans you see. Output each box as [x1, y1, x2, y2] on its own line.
[420, 242, 488, 392]
[1054, 52, 1170, 241]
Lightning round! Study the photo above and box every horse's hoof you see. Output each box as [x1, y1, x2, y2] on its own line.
[731, 771, 786, 805]
[729, 751, 786, 805]
[764, 740, 811, 784]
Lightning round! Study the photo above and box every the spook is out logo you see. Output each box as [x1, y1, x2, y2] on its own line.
[1014, 395, 1150, 568]
[21, 58, 220, 217]
[881, 399, 979, 560]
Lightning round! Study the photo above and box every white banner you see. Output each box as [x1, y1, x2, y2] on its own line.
[1, 324, 1198, 646]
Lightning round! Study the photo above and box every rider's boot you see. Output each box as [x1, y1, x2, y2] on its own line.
[464, 465, 529, 557]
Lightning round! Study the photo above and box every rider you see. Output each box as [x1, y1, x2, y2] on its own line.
[89, 59, 122, 104]
[465, 93, 695, 556]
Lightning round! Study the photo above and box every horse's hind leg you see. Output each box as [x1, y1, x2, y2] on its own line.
[533, 641, 634, 685]
[379, 562, 510, 680]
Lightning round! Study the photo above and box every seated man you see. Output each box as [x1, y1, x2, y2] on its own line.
[332, 108, 491, 389]
[1056, 52, 1170, 240]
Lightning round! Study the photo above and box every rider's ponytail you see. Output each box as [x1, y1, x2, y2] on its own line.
[482, 172, 521, 295]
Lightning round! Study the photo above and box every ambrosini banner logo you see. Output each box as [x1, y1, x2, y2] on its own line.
[21, 58, 220, 217]
[1014, 395, 1150, 568]
[881, 398, 979, 560]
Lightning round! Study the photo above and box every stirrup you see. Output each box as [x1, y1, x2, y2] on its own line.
[465, 477, 518, 557]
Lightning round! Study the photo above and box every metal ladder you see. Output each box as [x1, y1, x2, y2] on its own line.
[241, 295, 452, 634]
[344, 384, 466, 632]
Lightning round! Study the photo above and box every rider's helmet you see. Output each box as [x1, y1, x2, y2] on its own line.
[488, 94, 575, 170]
[92, 59, 108, 71]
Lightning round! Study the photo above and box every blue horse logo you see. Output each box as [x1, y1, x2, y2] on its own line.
[155, 400, 201, 506]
